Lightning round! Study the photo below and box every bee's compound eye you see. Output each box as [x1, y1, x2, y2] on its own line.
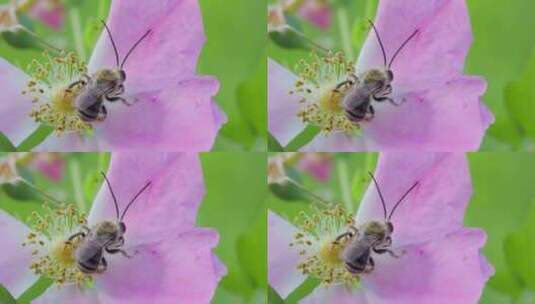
[119, 70, 126, 81]
[387, 222, 393, 233]
[387, 70, 394, 81]
[119, 222, 126, 233]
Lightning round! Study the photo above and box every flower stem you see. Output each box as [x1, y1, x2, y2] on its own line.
[337, 7, 354, 59]
[69, 7, 86, 61]
[337, 159, 353, 212]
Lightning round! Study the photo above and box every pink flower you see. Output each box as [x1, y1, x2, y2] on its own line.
[297, 0, 331, 29]
[269, 153, 493, 303]
[27, 0, 65, 30]
[268, 0, 493, 151]
[0, 0, 225, 151]
[0, 153, 225, 303]
[27, 152, 65, 181]
[297, 153, 332, 182]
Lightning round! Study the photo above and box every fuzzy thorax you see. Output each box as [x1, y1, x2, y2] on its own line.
[291, 52, 360, 134]
[22, 204, 91, 286]
[22, 51, 91, 134]
[290, 205, 360, 286]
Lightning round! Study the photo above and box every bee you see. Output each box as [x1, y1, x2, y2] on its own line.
[68, 20, 152, 122]
[336, 21, 419, 123]
[335, 172, 418, 274]
[68, 172, 151, 274]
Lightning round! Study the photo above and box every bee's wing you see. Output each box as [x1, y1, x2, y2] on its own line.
[344, 234, 379, 262]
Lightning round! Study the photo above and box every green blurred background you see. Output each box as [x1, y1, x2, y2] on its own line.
[0, 0, 266, 151]
[268, 153, 535, 303]
[0, 152, 267, 303]
[268, 0, 535, 151]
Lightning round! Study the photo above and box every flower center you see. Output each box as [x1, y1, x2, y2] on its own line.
[291, 52, 360, 134]
[291, 205, 360, 286]
[22, 204, 91, 286]
[22, 51, 92, 134]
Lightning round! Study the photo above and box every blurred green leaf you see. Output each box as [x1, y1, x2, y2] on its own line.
[504, 48, 535, 140]
[268, 285, 286, 304]
[269, 26, 319, 52]
[199, 153, 267, 302]
[0, 132, 17, 152]
[284, 125, 321, 151]
[0, 284, 17, 304]
[236, 212, 266, 288]
[16, 125, 54, 151]
[2, 182, 39, 202]
[237, 57, 267, 138]
[199, 0, 265, 150]
[504, 201, 535, 291]
[466, 154, 535, 297]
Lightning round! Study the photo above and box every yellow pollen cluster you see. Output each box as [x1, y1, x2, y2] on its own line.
[290, 205, 360, 285]
[22, 204, 91, 286]
[291, 51, 360, 134]
[22, 51, 92, 134]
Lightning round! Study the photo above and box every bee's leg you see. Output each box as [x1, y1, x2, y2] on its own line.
[96, 105, 107, 122]
[373, 95, 399, 106]
[106, 95, 133, 106]
[363, 105, 375, 122]
[363, 257, 375, 274]
[96, 257, 107, 273]
[105, 247, 136, 259]
[115, 84, 125, 95]
[373, 247, 402, 258]
[334, 231, 353, 244]
[348, 74, 359, 84]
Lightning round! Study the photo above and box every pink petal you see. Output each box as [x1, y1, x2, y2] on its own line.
[89, 0, 207, 95]
[268, 59, 306, 147]
[362, 229, 493, 304]
[34, 286, 101, 304]
[0, 58, 37, 146]
[360, 77, 492, 151]
[301, 285, 367, 304]
[0, 211, 37, 297]
[33, 133, 99, 152]
[297, 0, 331, 29]
[27, 0, 64, 30]
[93, 77, 224, 151]
[356, 153, 471, 247]
[357, 0, 473, 91]
[268, 211, 306, 298]
[96, 228, 225, 304]
[297, 153, 332, 182]
[88, 153, 205, 247]
[302, 132, 366, 152]
[28, 153, 65, 181]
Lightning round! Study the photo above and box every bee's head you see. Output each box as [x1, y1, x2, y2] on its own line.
[95, 220, 121, 237]
[363, 69, 389, 88]
[364, 221, 388, 239]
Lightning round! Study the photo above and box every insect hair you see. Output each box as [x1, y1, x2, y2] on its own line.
[367, 20, 419, 69]
[100, 171, 152, 221]
[367, 172, 418, 221]
[98, 19, 153, 69]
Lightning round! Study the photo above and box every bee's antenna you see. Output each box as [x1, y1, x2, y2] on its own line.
[98, 19, 120, 67]
[367, 20, 387, 67]
[100, 171, 120, 219]
[388, 181, 418, 221]
[388, 29, 418, 69]
[120, 181, 151, 221]
[368, 172, 388, 221]
[120, 29, 152, 70]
